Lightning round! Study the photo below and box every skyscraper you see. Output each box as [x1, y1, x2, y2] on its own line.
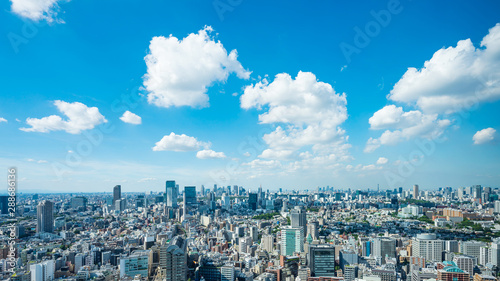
[308, 244, 336, 277]
[291, 206, 307, 236]
[281, 227, 303, 256]
[413, 184, 419, 199]
[184, 186, 196, 206]
[160, 237, 187, 281]
[37, 200, 54, 234]
[113, 185, 121, 207]
[0, 195, 10, 215]
[248, 193, 258, 210]
[166, 180, 178, 208]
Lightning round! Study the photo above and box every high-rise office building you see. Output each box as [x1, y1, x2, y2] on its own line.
[160, 240, 186, 281]
[413, 185, 419, 199]
[166, 180, 178, 208]
[308, 244, 336, 277]
[291, 206, 307, 236]
[249, 193, 258, 210]
[412, 233, 443, 262]
[113, 185, 121, 207]
[281, 227, 303, 256]
[373, 237, 396, 264]
[184, 186, 196, 206]
[37, 200, 54, 234]
[0, 195, 11, 215]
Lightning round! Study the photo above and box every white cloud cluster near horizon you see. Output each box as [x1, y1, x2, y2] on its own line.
[240, 71, 351, 175]
[120, 111, 142, 125]
[389, 23, 500, 114]
[473, 128, 496, 145]
[143, 26, 251, 109]
[152, 132, 226, 159]
[20, 100, 107, 134]
[365, 105, 450, 153]
[0, 117, 7, 123]
[10, 0, 67, 22]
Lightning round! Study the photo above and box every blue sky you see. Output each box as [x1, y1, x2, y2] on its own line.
[1, 0, 500, 193]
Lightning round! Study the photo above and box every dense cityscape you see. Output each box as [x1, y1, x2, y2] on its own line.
[2, 0, 500, 281]
[1, 183, 500, 281]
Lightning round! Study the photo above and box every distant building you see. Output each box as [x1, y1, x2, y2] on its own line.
[249, 193, 258, 210]
[291, 206, 307, 237]
[373, 237, 396, 264]
[166, 180, 178, 208]
[281, 227, 304, 256]
[184, 186, 197, 206]
[413, 185, 419, 199]
[412, 233, 443, 262]
[30, 260, 55, 281]
[308, 244, 336, 277]
[113, 185, 121, 207]
[120, 250, 149, 278]
[36, 200, 54, 234]
[70, 196, 87, 210]
[437, 262, 469, 281]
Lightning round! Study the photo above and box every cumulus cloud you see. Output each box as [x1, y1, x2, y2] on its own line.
[388, 23, 500, 114]
[119, 111, 142, 125]
[0, 117, 7, 123]
[10, 0, 67, 22]
[473, 128, 496, 145]
[376, 157, 388, 165]
[365, 105, 450, 153]
[152, 132, 210, 152]
[196, 149, 226, 159]
[241, 71, 350, 163]
[20, 100, 107, 134]
[143, 26, 251, 108]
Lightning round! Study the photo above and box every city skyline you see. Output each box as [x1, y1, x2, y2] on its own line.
[1, 1, 500, 192]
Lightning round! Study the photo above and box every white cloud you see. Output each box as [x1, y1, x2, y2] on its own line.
[259, 149, 294, 160]
[152, 132, 210, 152]
[473, 128, 496, 145]
[388, 23, 500, 114]
[0, 117, 7, 123]
[365, 105, 450, 153]
[143, 26, 251, 108]
[242, 71, 349, 161]
[196, 149, 226, 159]
[10, 0, 66, 22]
[120, 111, 142, 125]
[20, 100, 107, 134]
[376, 157, 388, 165]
